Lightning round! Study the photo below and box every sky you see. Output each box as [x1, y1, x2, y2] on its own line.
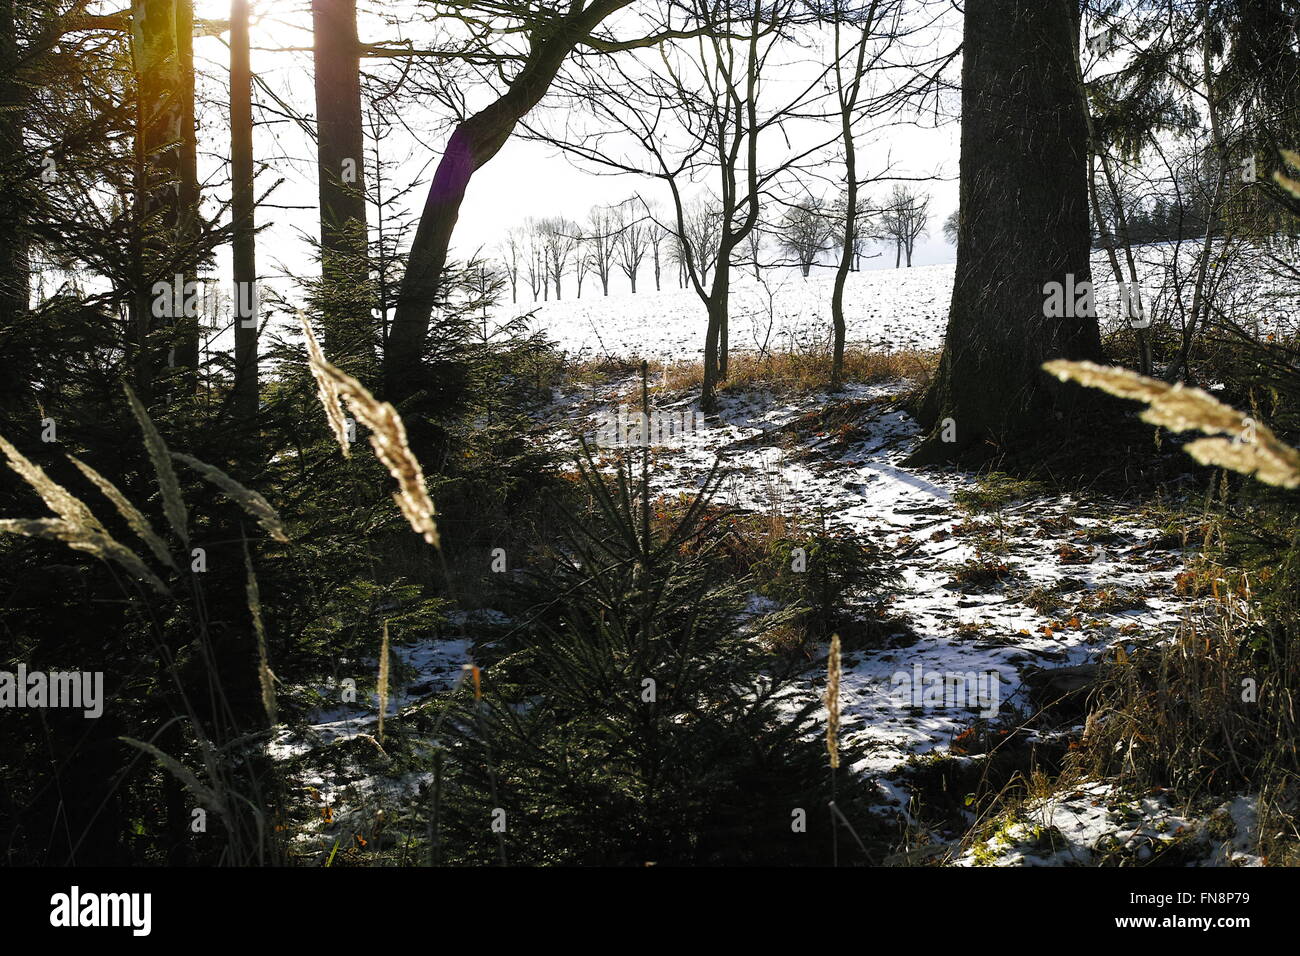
[182, 0, 963, 344]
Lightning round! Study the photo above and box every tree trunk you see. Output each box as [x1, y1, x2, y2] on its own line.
[0, 0, 29, 416]
[131, 0, 187, 399]
[230, 0, 258, 422]
[385, 2, 630, 414]
[719, 308, 728, 379]
[908, 0, 1102, 464]
[312, 0, 373, 371]
[172, 0, 200, 393]
[702, 299, 724, 408]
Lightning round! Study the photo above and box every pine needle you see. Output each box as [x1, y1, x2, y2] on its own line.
[1044, 360, 1300, 489]
[172, 452, 289, 544]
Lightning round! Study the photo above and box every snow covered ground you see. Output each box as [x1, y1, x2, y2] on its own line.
[549, 378, 1203, 828]
[501, 243, 1299, 363]
[506, 263, 955, 360]
[275, 250, 1271, 863]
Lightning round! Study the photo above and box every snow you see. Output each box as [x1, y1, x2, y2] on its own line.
[502, 244, 1299, 363]
[279, 250, 1271, 862]
[551, 378, 1195, 787]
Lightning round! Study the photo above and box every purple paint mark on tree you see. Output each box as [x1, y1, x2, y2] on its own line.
[427, 126, 474, 206]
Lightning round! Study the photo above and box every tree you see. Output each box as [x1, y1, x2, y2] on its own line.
[909, 0, 1104, 463]
[499, 229, 523, 304]
[573, 229, 591, 298]
[880, 184, 930, 266]
[537, 0, 836, 409]
[681, 198, 721, 291]
[541, 217, 579, 301]
[942, 208, 958, 244]
[132, 0, 197, 398]
[230, 0, 258, 422]
[312, 0, 372, 370]
[646, 212, 667, 291]
[778, 198, 832, 277]
[586, 205, 620, 295]
[828, 0, 905, 386]
[386, 0, 665, 417]
[615, 204, 648, 292]
[524, 222, 545, 302]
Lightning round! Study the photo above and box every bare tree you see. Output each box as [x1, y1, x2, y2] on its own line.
[386, 1, 695, 418]
[541, 217, 580, 300]
[499, 229, 523, 303]
[880, 184, 930, 267]
[681, 198, 721, 290]
[942, 207, 958, 244]
[615, 204, 649, 292]
[533, 0, 840, 409]
[778, 198, 833, 277]
[524, 220, 546, 302]
[586, 205, 620, 295]
[573, 228, 591, 298]
[230, 0, 257, 420]
[646, 213, 667, 291]
[312, 0, 372, 368]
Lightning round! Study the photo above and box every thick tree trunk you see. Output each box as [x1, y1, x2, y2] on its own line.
[312, 0, 373, 371]
[0, 0, 28, 417]
[230, 0, 258, 422]
[131, 0, 186, 400]
[172, 0, 200, 392]
[908, 0, 1102, 464]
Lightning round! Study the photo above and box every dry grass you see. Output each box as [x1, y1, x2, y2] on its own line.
[825, 632, 842, 771]
[173, 452, 289, 544]
[300, 312, 440, 547]
[577, 346, 938, 401]
[666, 347, 937, 395]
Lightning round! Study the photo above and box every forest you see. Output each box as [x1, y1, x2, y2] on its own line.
[0, 0, 1298, 879]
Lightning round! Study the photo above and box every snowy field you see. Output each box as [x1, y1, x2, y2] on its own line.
[503, 243, 1299, 362]
[508, 263, 955, 360]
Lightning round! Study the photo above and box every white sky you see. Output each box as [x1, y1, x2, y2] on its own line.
[184, 0, 962, 338]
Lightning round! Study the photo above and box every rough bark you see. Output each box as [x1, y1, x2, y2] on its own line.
[130, 0, 186, 399]
[0, 0, 29, 416]
[231, 0, 257, 421]
[312, 0, 373, 369]
[908, 0, 1103, 464]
